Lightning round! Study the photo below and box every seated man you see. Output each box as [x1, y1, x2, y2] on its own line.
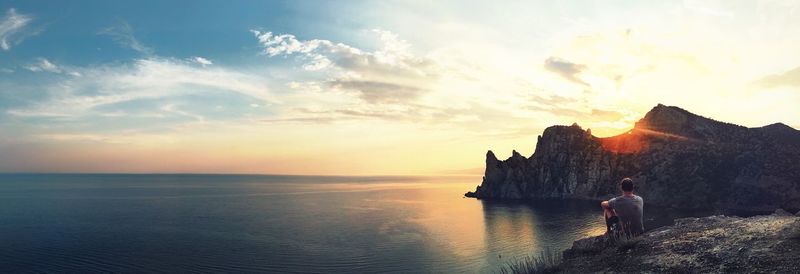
[601, 178, 644, 237]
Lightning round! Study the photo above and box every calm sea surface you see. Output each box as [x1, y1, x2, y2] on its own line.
[0, 174, 670, 273]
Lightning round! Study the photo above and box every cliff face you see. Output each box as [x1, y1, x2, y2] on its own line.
[466, 104, 800, 214]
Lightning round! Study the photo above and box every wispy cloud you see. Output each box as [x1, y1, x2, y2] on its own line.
[755, 66, 800, 88]
[544, 57, 589, 87]
[25, 58, 82, 76]
[192, 56, 213, 67]
[8, 58, 273, 118]
[98, 20, 153, 54]
[328, 80, 424, 104]
[25, 58, 60, 73]
[252, 29, 439, 104]
[0, 8, 34, 50]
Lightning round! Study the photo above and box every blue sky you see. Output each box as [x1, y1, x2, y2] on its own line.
[2, 1, 800, 174]
[0, 1, 368, 65]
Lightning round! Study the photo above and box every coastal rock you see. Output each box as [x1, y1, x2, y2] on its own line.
[466, 104, 800, 214]
[558, 214, 800, 273]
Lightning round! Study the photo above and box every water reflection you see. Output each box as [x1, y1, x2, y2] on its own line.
[0, 174, 675, 273]
[272, 180, 615, 273]
[483, 202, 539, 267]
[480, 199, 607, 266]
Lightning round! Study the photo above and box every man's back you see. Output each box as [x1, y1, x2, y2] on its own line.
[609, 195, 644, 236]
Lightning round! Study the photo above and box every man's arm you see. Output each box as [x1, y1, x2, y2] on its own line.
[601, 200, 611, 209]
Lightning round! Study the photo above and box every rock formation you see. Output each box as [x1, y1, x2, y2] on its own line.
[558, 212, 800, 273]
[466, 104, 800, 214]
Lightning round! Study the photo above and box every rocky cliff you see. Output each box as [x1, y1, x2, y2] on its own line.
[466, 104, 800, 214]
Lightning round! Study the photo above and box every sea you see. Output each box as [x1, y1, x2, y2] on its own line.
[0, 174, 675, 273]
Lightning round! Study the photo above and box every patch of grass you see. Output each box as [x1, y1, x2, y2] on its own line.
[499, 233, 645, 273]
[499, 248, 563, 274]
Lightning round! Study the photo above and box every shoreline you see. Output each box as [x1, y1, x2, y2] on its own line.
[464, 194, 780, 218]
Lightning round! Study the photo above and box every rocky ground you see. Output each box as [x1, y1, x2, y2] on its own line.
[557, 210, 800, 273]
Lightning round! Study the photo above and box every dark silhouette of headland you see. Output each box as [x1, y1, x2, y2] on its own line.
[467, 104, 800, 215]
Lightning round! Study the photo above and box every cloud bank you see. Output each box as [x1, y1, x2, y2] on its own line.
[252, 29, 438, 104]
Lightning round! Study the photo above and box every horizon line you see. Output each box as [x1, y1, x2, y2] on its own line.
[0, 172, 483, 178]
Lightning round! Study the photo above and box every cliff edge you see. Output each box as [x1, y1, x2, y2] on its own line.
[466, 104, 800, 214]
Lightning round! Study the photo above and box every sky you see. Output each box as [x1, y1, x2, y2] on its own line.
[1, 0, 799, 175]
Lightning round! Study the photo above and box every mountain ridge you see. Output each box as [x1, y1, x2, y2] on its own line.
[466, 104, 800, 214]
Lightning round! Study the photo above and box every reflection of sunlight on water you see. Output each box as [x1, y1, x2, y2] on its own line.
[254, 179, 478, 196]
[340, 205, 383, 211]
[475, 199, 609, 271]
[363, 198, 427, 204]
[386, 183, 488, 259]
[482, 205, 541, 266]
[330, 179, 608, 272]
[252, 176, 607, 272]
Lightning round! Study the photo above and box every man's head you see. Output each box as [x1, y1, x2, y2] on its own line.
[620, 178, 634, 193]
